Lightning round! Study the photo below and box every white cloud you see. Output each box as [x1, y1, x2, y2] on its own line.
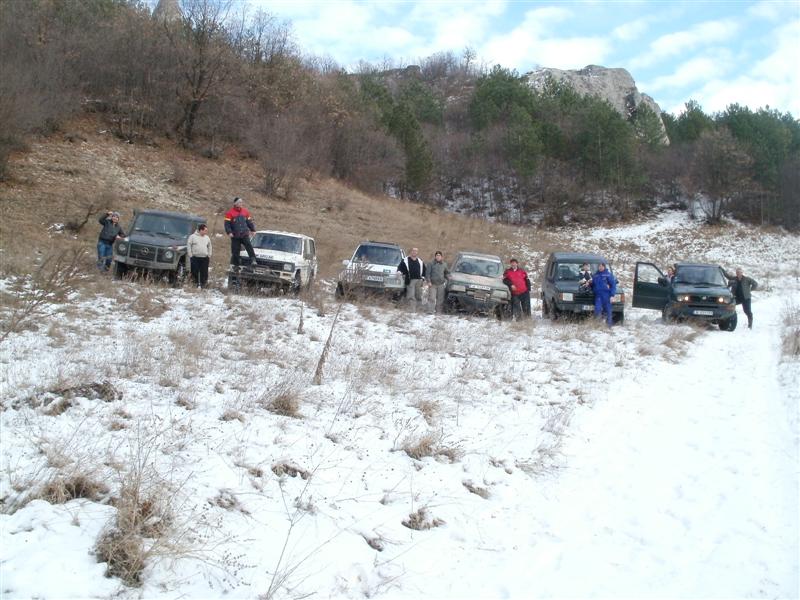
[479, 6, 610, 71]
[647, 52, 734, 92]
[667, 20, 800, 116]
[747, 0, 791, 21]
[631, 18, 740, 69]
[612, 17, 650, 41]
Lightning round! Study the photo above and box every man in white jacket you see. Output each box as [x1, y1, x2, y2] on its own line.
[187, 224, 212, 288]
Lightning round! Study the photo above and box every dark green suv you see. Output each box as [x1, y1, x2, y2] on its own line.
[541, 252, 625, 323]
[633, 262, 737, 331]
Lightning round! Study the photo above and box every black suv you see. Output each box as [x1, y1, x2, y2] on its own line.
[633, 262, 737, 331]
[113, 210, 205, 285]
[541, 252, 625, 323]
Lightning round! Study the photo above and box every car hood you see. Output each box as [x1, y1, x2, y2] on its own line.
[672, 283, 731, 297]
[125, 232, 186, 247]
[251, 249, 300, 262]
[449, 273, 505, 290]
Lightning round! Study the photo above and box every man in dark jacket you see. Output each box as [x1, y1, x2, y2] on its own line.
[397, 247, 426, 309]
[97, 211, 125, 271]
[426, 251, 450, 314]
[724, 267, 758, 329]
[592, 262, 617, 326]
[503, 258, 530, 320]
[224, 197, 256, 267]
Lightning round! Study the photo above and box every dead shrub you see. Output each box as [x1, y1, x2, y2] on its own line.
[39, 474, 110, 504]
[129, 288, 168, 321]
[402, 507, 444, 531]
[402, 431, 462, 463]
[413, 399, 439, 425]
[462, 480, 490, 499]
[95, 528, 146, 586]
[258, 379, 303, 418]
[271, 462, 310, 480]
[782, 302, 800, 358]
[220, 409, 245, 422]
[0, 250, 84, 343]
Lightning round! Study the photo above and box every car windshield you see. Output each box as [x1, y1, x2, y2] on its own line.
[353, 245, 402, 267]
[132, 214, 195, 237]
[554, 261, 608, 281]
[453, 257, 502, 277]
[673, 266, 727, 286]
[252, 233, 302, 254]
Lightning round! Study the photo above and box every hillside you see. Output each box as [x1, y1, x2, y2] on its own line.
[0, 122, 798, 599]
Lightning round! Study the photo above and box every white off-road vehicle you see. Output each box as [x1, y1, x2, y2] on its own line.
[228, 230, 317, 293]
[336, 241, 406, 299]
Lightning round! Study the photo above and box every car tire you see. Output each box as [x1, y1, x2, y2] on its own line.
[542, 296, 549, 318]
[168, 261, 186, 288]
[335, 282, 345, 298]
[661, 305, 673, 323]
[494, 305, 504, 321]
[719, 313, 738, 331]
[113, 261, 128, 280]
[612, 312, 624, 325]
[549, 300, 560, 321]
[291, 272, 302, 295]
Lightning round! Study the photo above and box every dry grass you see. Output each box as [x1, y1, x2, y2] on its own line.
[258, 379, 303, 418]
[782, 302, 800, 358]
[39, 474, 110, 504]
[462, 480, 490, 499]
[401, 507, 444, 531]
[401, 430, 462, 463]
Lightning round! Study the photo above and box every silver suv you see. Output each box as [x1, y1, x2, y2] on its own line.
[336, 241, 406, 298]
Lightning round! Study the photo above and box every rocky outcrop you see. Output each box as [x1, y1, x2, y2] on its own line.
[153, 0, 181, 23]
[526, 65, 668, 144]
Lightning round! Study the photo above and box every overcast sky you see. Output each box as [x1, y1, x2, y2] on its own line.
[196, 0, 800, 117]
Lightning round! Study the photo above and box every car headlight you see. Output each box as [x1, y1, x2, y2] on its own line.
[163, 249, 174, 260]
[613, 293, 625, 303]
[491, 289, 508, 299]
[559, 292, 574, 301]
[450, 284, 466, 292]
[677, 294, 690, 302]
[117, 242, 127, 253]
[718, 296, 731, 304]
[283, 263, 293, 272]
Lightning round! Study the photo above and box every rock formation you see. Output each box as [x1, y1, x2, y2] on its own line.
[526, 65, 668, 144]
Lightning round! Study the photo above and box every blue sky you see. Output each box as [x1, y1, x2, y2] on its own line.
[225, 1, 799, 117]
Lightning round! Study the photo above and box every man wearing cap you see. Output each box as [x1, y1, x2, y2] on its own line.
[723, 266, 758, 329]
[224, 197, 256, 267]
[97, 210, 125, 271]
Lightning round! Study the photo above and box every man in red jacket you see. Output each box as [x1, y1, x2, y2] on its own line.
[224, 197, 256, 267]
[503, 258, 530, 321]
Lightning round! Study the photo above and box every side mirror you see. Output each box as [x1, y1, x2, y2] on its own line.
[657, 276, 668, 286]
[341, 259, 349, 267]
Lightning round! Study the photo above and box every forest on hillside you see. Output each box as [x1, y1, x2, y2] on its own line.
[1, 0, 798, 229]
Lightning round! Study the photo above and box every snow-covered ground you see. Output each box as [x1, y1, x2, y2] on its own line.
[1, 211, 798, 599]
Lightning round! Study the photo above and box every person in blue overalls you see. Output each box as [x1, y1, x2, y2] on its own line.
[592, 262, 616, 326]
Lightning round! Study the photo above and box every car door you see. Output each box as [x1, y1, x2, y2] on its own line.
[632, 262, 669, 310]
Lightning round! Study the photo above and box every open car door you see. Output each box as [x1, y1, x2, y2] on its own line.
[633, 262, 669, 310]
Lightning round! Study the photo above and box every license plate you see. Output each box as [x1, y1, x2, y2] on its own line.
[470, 285, 491, 291]
[693, 310, 713, 316]
[582, 305, 593, 311]
[365, 275, 383, 282]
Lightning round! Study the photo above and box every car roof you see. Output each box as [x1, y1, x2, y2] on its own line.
[136, 209, 205, 221]
[550, 252, 607, 262]
[254, 230, 313, 241]
[455, 251, 502, 261]
[356, 241, 402, 249]
[674, 262, 718, 268]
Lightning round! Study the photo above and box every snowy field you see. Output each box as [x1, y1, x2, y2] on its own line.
[1, 211, 798, 599]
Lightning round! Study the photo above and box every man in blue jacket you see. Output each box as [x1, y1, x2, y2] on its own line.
[592, 262, 616, 326]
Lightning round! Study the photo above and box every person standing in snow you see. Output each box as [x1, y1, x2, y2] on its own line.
[186, 223, 212, 289]
[224, 197, 256, 267]
[503, 258, 530, 320]
[397, 247, 426, 309]
[96, 210, 125, 271]
[426, 251, 450, 314]
[723, 267, 758, 329]
[592, 262, 616, 326]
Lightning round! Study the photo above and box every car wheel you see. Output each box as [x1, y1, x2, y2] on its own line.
[335, 282, 345, 298]
[113, 261, 128, 280]
[549, 300, 560, 321]
[168, 261, 186, 287]
[612, 312, 624, 325]
[661, 305, 673, 323]
[291, 272, 302, 295]
[719, 313, 738, 331]
[228, 274, 240, 293]
[494, 304, 505, 321]
[542, 296, 549, 318]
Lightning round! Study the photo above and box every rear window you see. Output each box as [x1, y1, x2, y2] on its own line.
[353, 245, 402, 267]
